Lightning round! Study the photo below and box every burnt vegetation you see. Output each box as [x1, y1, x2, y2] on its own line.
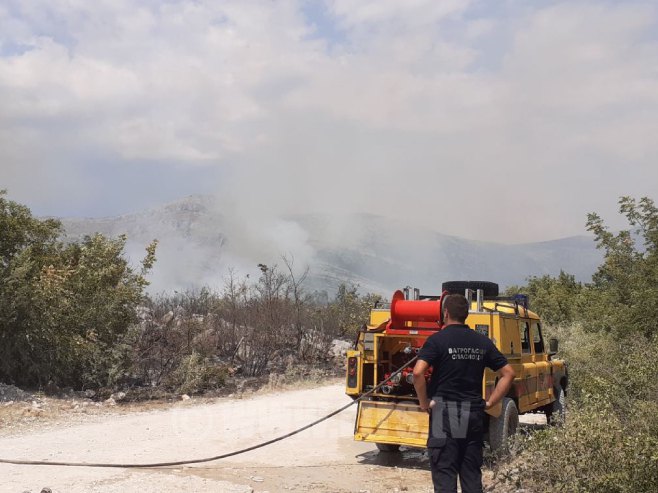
[0, 190, 377, 395]
[130, 267, 379, 394]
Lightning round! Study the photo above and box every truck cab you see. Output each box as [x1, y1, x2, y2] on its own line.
[345, 281, 568, 452]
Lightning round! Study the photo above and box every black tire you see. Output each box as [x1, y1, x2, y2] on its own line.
[543, 404, 553, 425]
[551, 387, 566, 425]
[487, 397, 518, 453]
[375, 443, 400, 453]
[442, 281, 499, 297]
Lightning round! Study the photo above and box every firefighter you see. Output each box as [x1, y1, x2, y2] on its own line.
[413, 294, 515, 493]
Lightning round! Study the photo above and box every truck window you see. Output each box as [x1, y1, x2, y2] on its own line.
[533, 322, 545, 354]
[520, 321, 531, 353]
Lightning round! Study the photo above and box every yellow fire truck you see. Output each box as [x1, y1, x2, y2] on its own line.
[345, 281, 567, 452]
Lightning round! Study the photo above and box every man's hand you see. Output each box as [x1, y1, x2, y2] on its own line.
[419, 398, 436, 413]
[486, 364, 516, 409]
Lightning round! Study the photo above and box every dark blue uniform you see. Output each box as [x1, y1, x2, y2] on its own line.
[418, 324, 508, 493]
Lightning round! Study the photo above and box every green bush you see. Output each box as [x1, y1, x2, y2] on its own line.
[507, 400, 658, 493]
[493, 326, 658, 493]
[496, 197, 658, 493]
[0, 191, 156, 388]
[505, 271, 582, 326]
[166, 352, 227, 394]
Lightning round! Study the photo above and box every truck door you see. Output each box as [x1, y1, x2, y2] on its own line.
[532, 322, 551, 404]
[498, 316, 522, 407]
[519, 319, 538, 411]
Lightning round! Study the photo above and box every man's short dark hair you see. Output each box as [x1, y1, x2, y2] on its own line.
[443, 294, 469, 323]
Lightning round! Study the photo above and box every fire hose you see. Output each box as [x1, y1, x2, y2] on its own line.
[0, 355, 419, 469]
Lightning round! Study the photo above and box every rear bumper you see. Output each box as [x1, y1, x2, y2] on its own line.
[354, 400, 429, 448]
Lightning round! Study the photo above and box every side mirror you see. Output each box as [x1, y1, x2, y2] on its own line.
[549, 338, 559, 355]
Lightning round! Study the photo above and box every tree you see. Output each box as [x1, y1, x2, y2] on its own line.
[283, 255, 310, 352]
[506, 271, 582, 326]
[0, 191, 156, 388]
[0, 190, 61, 268]
[324, 283, 381, 338]
[583, 196, 658, 338]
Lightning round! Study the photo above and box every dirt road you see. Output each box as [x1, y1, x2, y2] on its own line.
[0, 383, 543, 493]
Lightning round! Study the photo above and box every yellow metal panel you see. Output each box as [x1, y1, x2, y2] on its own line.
[369, 309, 391, 326]
[535, 361, 551, 403]
[468, 312, 494, 329]
[355, 400, 429, 448]
[500, 316, 521, 355]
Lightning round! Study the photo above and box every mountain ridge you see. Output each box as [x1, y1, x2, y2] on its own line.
[59, 195, 601, 294]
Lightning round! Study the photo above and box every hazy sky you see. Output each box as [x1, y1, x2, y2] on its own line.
[1, 0, 657, 243]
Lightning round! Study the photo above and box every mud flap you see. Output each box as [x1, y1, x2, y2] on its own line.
[354, 400, 429, 448]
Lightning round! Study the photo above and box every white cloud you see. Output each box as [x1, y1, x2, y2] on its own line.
[0, 0, 657, 243]
[328, 0, 468, 28]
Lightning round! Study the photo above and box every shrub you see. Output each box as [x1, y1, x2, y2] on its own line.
[496, 197, 658, 493]
[493, 326, 658, 493]
[165, 352, 227, 395]
[0, 191, 156, 388]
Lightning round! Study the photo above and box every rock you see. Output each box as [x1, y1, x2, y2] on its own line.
[330, 339, 352, 359]
[105, 397, 117, 406]
[0, 383, 32, 402]
[181, 394, 191, 401]
[40, 488, 52, 493]
[162, 310, 175, 324]
[110, 391, 127, 402]
[84, 389, 96, 399]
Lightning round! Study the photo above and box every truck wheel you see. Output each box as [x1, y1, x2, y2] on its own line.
[551, 387, 566, 425]
[376, 443, 400, 453]
[543, 404, 553, 425]
[488, 397, 518, 453]
[441, 281, 499, 297]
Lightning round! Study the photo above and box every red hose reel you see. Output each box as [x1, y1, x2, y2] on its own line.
[387, 289, 448, 334]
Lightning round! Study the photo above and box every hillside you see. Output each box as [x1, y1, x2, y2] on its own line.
[60, 195, 601, 294]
